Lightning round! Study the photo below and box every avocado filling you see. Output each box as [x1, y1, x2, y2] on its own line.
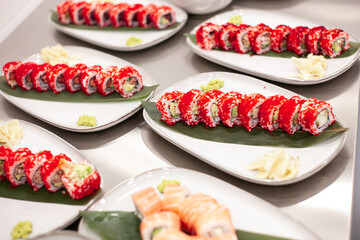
[160, 13, 171, 25]
[273, 109, 279, 124]
[52, 169, 64, 188]
[281, 40, 287, 50]
[242, 33, 250, 49]
[60, 159, 93, 183]
[0, 160, 4, 176]
[14, 163, 26, 181]
[123, 76, 138, 92]
[211, 103, 219, 118]
[225, 33, 232, 48]
[332, 38, 345, 54]
[192, 102, 199, 117]
[300, 37, 306, 50]
[169, 101, 180, 117]
[251, 107, 260, 120]
[316, 109, 329, 128]
[152, 227, 165, 238]
[261, 33, 270, 49]
[231, 106, 238, 118]
[293, 112, 299, 126]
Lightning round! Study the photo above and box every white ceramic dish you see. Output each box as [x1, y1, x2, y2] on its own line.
[186, 9, 360, 85]
[165, 0, 232, 15]
[142, 72, 346, 185]
[0, 119, 102, 240]
[78, 167, 319, 240]
[0, 46, 157, 132]
[49, 0, 188, 51]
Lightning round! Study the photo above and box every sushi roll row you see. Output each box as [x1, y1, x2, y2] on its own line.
[0, 146, 100, 200]
[195, 22, 350, 58]
[2, 61, 143, 98]
[157, 89, 335, 135]
[131, 185, 236, 239]
[57, 1, 176, 30]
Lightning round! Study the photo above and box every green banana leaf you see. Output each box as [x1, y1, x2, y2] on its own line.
[0, 179, 101, 205]
[51, 11, 181, 31]
[142, 101, 347, 148]
[185, 33, 360, 59]
[0, 76, 158, 102]
[80, 211, 291, 240]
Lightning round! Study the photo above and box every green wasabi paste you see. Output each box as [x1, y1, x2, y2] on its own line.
[11, 221, 32, 240]
[157, 179, 181, 193]
[126, 36, 143, 46]
[200, 80, 224, 93]
[77, 114, 97, 127]
[228, 15, 242, 26]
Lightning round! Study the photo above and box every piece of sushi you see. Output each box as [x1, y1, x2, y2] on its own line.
[109, 3, 130, 28]
[196, 23, 221, 50]
[258, 95, 287, 132]
[132, 187, 163, 219]
[40, 153, 71, 192]
[64, 63, 87, 93]
[217, 23, 238, 51]
[230, 24, 252, 54]
[24, 150, 53, 191]
[2, 61, 22, 88]
[59, 158, 101, 200]
[238, 93, 266, 131]
[69, 1, 87, 25]
[278, 96, 306, 134]
[320, 28, 350, 58]
[94, 2, 113, 28]
[137, 4, 157, 28]
[82, 2, 98, 26]
[178, 89, 203, 126]
[96, 66, 118, 96]
[124, 4, 144, 27]
[113, 66, 144, 98]
[15, 62, 37, 90]
[150, 5, 176, 29]
[0, 146, 12, 180]
[163, 185, 191, 215]
[287, 26, 310, 55]
[218, 91, 243, 127]
[198, 89, 224, 128]
[47, 64, 69, 94]
[80, 65, 102, 95]
[305, 26, 327, 55]
[299, 98, 335, 135]
[30, 63, 51, 92]
[140, 211, 181, 240]
[157, 91, 185, 125]
[4, 148, 32, 187]
[248, 23, 272, 55]
[57, 1, 73, 25]
[153, 229, 191, 240]
[270, 24, 292, 53]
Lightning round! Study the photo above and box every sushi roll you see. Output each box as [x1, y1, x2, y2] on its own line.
[196, 22, 221, 50]
[132, 187, 163, 219]
[258, 95, 287, 132]
[40, 153, 71, 192]
[47, 63, 69, 94]
[218, 91, 243, 127]
[153, 229, 191, 240]
[57, 1, 73, 25]
[15, 62, 37, 90]
[230, 24, 252, 54]
[270, 25, 292, 53]
[178, 89, 203, 126]
[94, 2, 114, 28]
[113, 66, 144, 98]
[140, 211, 181, 240]
[24, 150, 53, 191]
[306, 26, 327, 55]
[30, 63, 51, 92]
[82, 2, 98, 26]
[287, 26, 310, 55]
[198, 89, 224, 128]
[217, 23, 238, 51]
[156, 91, 185, 125]
[80, 65, 102, 95]
[320, 28, 350, 58]
[124, 4, 144, 27]
[64, 63, 87, 93]
[163, 185, 191, 215]
[137, 4, 157, 28]
[4, 148, 32, 187]
[150, 5, 176, 30]
[0, 146, 12, 180]
[2, 61, 22, 88]
[96, 66, 118, 96]
[238, 93, 266, 131]
[59, 159, 101, 200]
[109, 3, 130, 28]
[248, 23, 272, 55]
[278, 96, 306, 134]
[299, 98, 335, 135]
[69, 1, 87, 25]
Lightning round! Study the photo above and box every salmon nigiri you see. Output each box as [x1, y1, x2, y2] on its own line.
[140, 211, 181, 240]
[132, 187, 163, 219]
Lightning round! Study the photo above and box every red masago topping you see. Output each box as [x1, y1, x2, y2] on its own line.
[157, 90, 185, 125]
[198, 89, 224, 128]
[196, 22, 221, 50]
[2, 61, 22, 88]
[24, 150, 53, 191]
[305, 26, 327, 55]
[15, 62, 37, 90]
[64, 63, 87, 93]
[218, 91, 243, 127]
[0, 146, 13, 180]
[4, 148, 32, 187]
[109, 3, 130, 28]
[238, 93, 266, 131]
[258, 95, 287, 132]
[278, 96, 306, 135]
[178, 89, 203, 126]
[270, 25, 292, 53]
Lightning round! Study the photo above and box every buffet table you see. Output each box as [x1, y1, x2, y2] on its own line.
[0, 0, 359, 239]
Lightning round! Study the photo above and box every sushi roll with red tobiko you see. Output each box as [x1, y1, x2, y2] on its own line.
[96, 66, 118, 96]
[80, 65, 102, 95]
[64, 63, 87, 93]
[198, 89, 224, 128]
[218, 23, 238, 51]
[196, 22, 221, 50]
[2, 61, 22, 88]
[30, 63, 51, 92]
[320, 28, 350, 58]
[24, 150, 53, 191]
[157, 91, 185, 125]
[137, 4, 156, 28]
[82, 2, 98, 26]
[238, 93, 266, 131]
[218, 91, 243, 127]
[271, 25, 292, 53]
[306, 26, 327, 55]
[57, 0, 73, 25]
[132, 187, 163, 219]
[94, 2, 113, 28]
[248, 23, 272, 55]
[231, 24, 252, 54]
[140, 211, 181, 240]
[287, 26, 310, 55]
[258, 95, 287, 132]
[4, 148, 32, 187]
[278, 96, 306, 135]
[124, 4, 143, 28]
[15, 62, 37, 90]
[59, 158, 101, 200]
[109, 3, 129, 28]
[47, 64, 68, 94]
[0, 146, 12, 180]
[69, 1, 87, 25]
[150, 5, 176, 30]
[178, 89, 203, 126]
[113, 66, 143, 98]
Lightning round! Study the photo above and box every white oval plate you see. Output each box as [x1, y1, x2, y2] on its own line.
[142, 72, 346, 185]
[0, 119, 102, 240]
[0, 46, 157, 132]
[49, 0, 188, 51]
[165, 0, 232, 15]
[186, 9, 360, 85]
[78, 167, 319, 240]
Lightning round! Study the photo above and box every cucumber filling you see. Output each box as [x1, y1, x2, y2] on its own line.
[316, 109, 329, 128]
[211, 103, 219, 118]
[160, 13, 171, 25]
[231, 106, 238, 118]
[293, 112, 299, 126]
[273, 109, 279, 124]
[300, 37, 306, 50]
[332, 38, 345, 54]
[169, 101, 180, 117]
[152, 227, 165, 238]
[14, 163, 26, 181]
[225, 33, 232, 48]
[0, 160, 4, 176]
[281, 40, 287, 50]
[192, 102, 199, 116]
[261, 33, 270, 49]
[251, 107, 260, 120]
[242, 33, 250, 49]
[123, 76, 138, 92]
